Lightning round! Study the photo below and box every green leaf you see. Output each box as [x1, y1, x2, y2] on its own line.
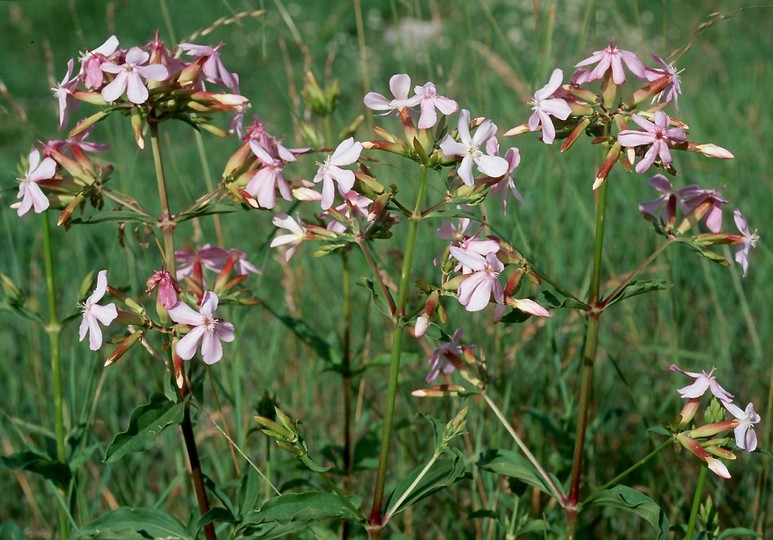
[584, 485, 669, 540]
[238, 466, 263, 517]
[175, 204, 235, 223]
[677, 238, 732, 267]
[384, 448, 467, 517]
[602, 279, 672, 308]
[68, 211, 156, 225]
[356, 277, 394, 319]
[240, 492, 363, 527]
[717, 527, 762, 539]
[73, 507, 192, 539]
[0, 451, 71, 489]
[236, 521, 309, 539]
[476, 448, 562, 498]
[198, 507, 238, 527]
[0, 521, 25, 540]
[539, 289, 590, 311]
[104, 393, 188, 463]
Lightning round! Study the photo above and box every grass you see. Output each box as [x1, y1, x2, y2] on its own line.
[1, 0, 772, 538]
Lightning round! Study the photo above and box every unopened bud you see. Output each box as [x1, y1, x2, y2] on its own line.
[104, 330, 144, 366]
[592, 142, 622, 190]
[503, 123, 530, 137]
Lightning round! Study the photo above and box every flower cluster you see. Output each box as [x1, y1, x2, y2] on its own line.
[670, 364, 761, 478]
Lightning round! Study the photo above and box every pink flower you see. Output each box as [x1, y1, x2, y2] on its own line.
[313, 138, 362, 210]
[528, 69, 572, 145]
[440, 109, 508, 185]
[437, 218, 474, 242]
[426, 328, 464, 383]
[733, 210, 759, 278]
[363, 73, 414, 115]
[52, 59, 79, 130]
[573, 42, 646, 85]
[669, 364, 733, 402]
[270, 213, 307, 261]
[450, 247, 504, 312]
[146, 269, 180, 310]
[408, 81, 458, 129]
[79, 35, 119, 89]
[178, 42, 239, 93]
[679, 186, 728, 233]
[644, 52, 683, 113]
[244, 116, 308, 162]
[168, 292, 234, 365]
[175, 244, 260, 280]
[617, 111, 686, 173]
[246, 142, 292, 209]
[41, 126, 110, 156]
[79, 270, 118, 351]
[322, 190, 373, 233]
[100, 46, 169, 104]
[486, 139, 523, 214]
[723, 402, 760, 452]
[15, 149, 56, 217]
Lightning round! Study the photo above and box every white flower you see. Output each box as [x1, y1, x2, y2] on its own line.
[440, 109, 508, 186]
[168, 292, 234, 365]
[79, 270, 118, 351]
[724, 402, 761, 452]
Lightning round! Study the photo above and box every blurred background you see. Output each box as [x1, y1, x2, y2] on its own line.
[0, 1, 771, 537]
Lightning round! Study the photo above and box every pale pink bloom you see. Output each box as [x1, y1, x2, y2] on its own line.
[617, 111, 686, 173]
[146, 269, 180, 310]
[175, 244, 260, 280]
[723, 402, 760, 452]
[679, 186, 728, 233]
[246, 142, 292, 209]
[168, 292, 234, 365]
[486, 138, 523, 214]
[270, 213, 307, 261]
[52, 59, 79, 130]
[363, 73, 413, 115]
[178, 42, 238, 93]
[426, 328, 464, 383]
[733, 210, 759, 278]
[15, 149, 56, 217]
[574, 42, 646, 85]
[79, 270, 118, 351]
[100, 46, 169, 104]
[313, 138, 362, 210]
[509, 298, 550, 318]
[706, 457, 731, 479]
[409, 82, 458, 129]
[669, 364, 733, 402]
[322, 191, 373, 233]
[644, 52, 683, 113]
[450, 248, 504, 312]
[440, 109, 508, 185]
[528, 69, 572, 144]
[41, 126, 110, 156]
[244, 116, 308, 162]
[414, 314, 430, 339]
[437, 218, 474, 242]
[79, 35, 119, 89]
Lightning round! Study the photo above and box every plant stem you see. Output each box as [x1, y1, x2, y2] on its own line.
[383, 451, 440, 524]
[566, 178, 609, 538]
[356, 238, 396, 316]
[368, 165, 428, 529]
[42, 212, 68, 540]
[599, 239, 674, 308]
[593, 438, 672, 494]
[686, 465, 708, 540]
[149, 121, 216, 540]
[482, 393, 565, 504]
[342, 248, 353, 540]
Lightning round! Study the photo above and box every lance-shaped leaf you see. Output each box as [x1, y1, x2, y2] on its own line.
[72, 507, 192, 539]
[0, 451, 71, 489]
[584, 485, 670, 540]
[104, 393, 188, 462]
[602, 279, 672, 308]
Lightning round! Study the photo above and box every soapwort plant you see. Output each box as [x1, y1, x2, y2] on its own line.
[3, 14, 764, 540]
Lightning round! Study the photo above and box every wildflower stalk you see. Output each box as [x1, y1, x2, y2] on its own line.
[593, 438, 673, 494]
[599, 239, 675, 308]
[341, 248, 354, 540]
[482, 393, 565, 504]
[686, 465, 708, 540]
[566, 177, 609, 537]
[149, 122, 216, 540]
[369, 164, 428, 529]
[42, 212, 68, 540]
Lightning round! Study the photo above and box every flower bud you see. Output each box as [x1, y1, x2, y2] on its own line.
[104, 330, 144, 367]
[592, 142, 622, 190]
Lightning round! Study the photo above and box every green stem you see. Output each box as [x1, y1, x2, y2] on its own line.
[369, 165, 428, 528]
[599, 239, 675, 308]
[566, 178, 609, 538]
[686, 466, 708, 540]
[593, 438, 672, 494]
[149, 122, 216, 540]
[383, 451, 440, 524]
[482, 393, 565, 504]
[42, 212, 67, 540]
[356, 238, 396, 315]
[342, 249, 354, 518]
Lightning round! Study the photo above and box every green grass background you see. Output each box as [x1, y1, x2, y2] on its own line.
[1, 0, 771, 538]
